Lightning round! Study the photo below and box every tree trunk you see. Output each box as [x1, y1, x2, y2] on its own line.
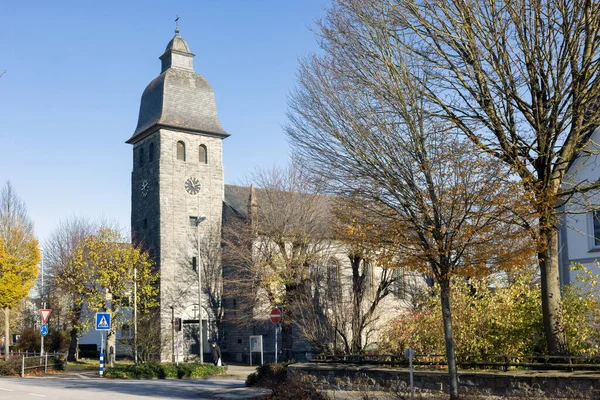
[350, 255, 364, 354]
[280, 318, 293, 361]
[68, 327, 79, 362]
[538, 217, 568, 356]
[3, 308, 9, 360]
[439, 277, 459, 400]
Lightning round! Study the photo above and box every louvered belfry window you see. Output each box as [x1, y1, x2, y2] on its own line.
[177, 141, 186, 161]
[199, 145, 207, 164]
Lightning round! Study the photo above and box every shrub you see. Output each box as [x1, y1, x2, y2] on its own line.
[0, 358, 21, 376]
[245, 362, 325, 399]
[381, 271, 545, 359]
[245, 362, 290, 388]
[104, 362, 225, 379]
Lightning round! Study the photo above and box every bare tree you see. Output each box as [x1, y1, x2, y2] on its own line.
[314, 0, 600, 357]
[223, 165, 334, 361]
[287, 34, 533, 396]
[44, 217, 97, 361]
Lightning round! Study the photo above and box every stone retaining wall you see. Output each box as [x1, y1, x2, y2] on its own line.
[288, 362, 600, 398]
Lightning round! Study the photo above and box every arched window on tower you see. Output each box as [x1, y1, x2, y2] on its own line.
[177, 141, 186, 161]
[149, 142, 155, 163]
[139, 147, 145, 167]
[199, 145, 207, 164]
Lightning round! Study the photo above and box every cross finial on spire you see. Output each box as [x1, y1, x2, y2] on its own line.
[175, 15, 180, 35]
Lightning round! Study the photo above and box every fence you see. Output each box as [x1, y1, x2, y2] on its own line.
[311, 353, 600, 371]
[19, 352, 65, 377]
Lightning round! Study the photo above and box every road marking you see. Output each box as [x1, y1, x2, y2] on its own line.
[28, 393, 46, 397]
[0, 388, 14, 392]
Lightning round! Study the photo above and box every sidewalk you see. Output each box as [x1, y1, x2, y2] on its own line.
[218, 364, 258, 381]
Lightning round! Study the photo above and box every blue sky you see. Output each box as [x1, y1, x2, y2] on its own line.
[0, 0, 330, 243]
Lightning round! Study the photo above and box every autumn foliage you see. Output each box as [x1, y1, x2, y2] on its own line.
[382, 265, 600, 358]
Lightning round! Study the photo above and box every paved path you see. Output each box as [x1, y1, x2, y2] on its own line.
[0, 365, 267, 400]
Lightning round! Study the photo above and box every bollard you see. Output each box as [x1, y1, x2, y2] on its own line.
[21, 354, 24, 377]
[99, 351, 104, 376]
[44, 352, 48, 373]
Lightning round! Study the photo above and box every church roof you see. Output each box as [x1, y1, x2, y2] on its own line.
[127, 33, 229, 144]
[223, 185, 254, 219]
[165, 35, 191, 53]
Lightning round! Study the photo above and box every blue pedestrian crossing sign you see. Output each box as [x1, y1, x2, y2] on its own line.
[95, 312, 111, 331]
[40, 324, 48, 337]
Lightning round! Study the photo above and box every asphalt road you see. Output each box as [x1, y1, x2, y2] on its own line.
[0, 376, 269, 399]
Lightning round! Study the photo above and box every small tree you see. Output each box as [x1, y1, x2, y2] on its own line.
[0, 182, 40, 359]
[71, 228, 158, 358]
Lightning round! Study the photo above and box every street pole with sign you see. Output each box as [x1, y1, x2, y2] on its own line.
[270, 307, 282, 363]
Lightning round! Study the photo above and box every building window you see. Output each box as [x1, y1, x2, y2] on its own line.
[139, 147, 145, 167]
[199, 145, 207, 164]
[392, 268, 406, 300]
[593, 211, 600, 247]
[189, 216, 198, 227]
[149, 142, 155, 162]
[326, 259, 341, 302]
[192, 256, 197, 272]
[177, 141, 186, 161]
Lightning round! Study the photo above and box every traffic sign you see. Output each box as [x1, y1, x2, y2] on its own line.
[269, 307, 282, 324]
[40, 309, 51, 324]
[40, 324, 48, 337]
[95, 312, 111, 331]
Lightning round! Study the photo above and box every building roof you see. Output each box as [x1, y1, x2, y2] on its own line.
[164, 34, 191, 53]
[223, 184, 254, 219]
[127, 33, 229, 144]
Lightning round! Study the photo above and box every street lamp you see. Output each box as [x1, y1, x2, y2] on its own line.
[195, 215, 206, 363]
[40, 248, 44, 357]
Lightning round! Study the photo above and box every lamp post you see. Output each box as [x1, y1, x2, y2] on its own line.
[133, 267, 137, 364]
[40, 248, 44, 357]
[195, 215, 206, 363]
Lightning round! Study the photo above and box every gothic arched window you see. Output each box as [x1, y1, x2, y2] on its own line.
[139, 147, 145, 167]
[149, 142, 155, 163]
[199, 145, 207, 164]
[177, 141, 186, 161]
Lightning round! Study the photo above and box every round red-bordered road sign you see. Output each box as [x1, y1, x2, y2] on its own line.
[269, 307, 282, 324]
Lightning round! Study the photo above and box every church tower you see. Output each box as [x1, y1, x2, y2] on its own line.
[127, 27, 229, 361]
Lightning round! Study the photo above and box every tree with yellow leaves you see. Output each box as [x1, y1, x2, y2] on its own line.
[70, 228, 158, 360]
[0, 182, 40, 360]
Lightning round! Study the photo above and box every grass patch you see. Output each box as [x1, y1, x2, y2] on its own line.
[104, 362, 226, 379]
[66, 358, 133, 372]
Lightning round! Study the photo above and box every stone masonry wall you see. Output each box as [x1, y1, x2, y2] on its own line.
[288, 363, 600, 398]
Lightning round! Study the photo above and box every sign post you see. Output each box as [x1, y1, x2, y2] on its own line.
[95, 312, 111, 376]
[269, 308, 282, 363]
[404, 347, 415, 400]
[39, 309, 51, 356]
[249, 335, 263, 366]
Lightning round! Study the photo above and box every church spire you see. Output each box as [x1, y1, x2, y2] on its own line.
[160, 19, 194, 73]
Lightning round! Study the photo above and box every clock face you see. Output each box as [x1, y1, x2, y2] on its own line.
[141, 180, 150, 197]
[185, 177, 201, 195]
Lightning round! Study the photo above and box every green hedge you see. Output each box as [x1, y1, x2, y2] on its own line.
[104, 362, 226, 379]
